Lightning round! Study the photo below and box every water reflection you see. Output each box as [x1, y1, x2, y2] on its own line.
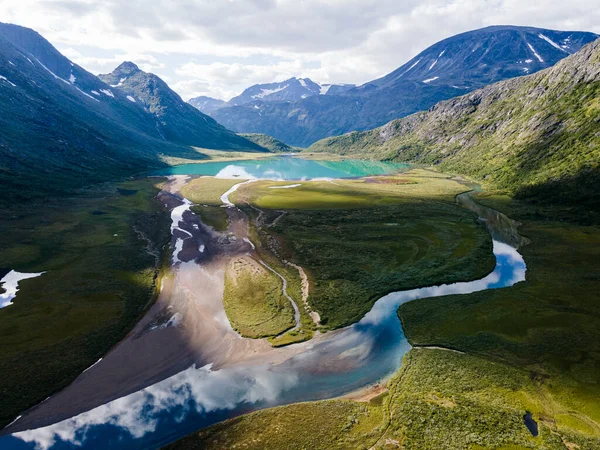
[6, 241, 526, 450]
[148, 157, 409, 180]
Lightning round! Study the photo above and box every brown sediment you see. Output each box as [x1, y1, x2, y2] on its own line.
[341, 382, 388, 403]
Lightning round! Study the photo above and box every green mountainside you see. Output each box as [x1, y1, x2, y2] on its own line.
[0, 23, 262, 204]
[309, 39, 600, 213]
[239, 133, 295, 153]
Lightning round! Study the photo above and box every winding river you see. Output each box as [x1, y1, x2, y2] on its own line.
[1, 159, 527, 450]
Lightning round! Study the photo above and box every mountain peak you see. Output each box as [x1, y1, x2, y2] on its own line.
[113, 61, 140, 75]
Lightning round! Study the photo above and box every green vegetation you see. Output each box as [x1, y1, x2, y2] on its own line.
[190, 205, 229, 232]
[400, 194, 600, 431]
[223, 256, 295, 338]
[308, 40, 600, 214]
[181, 177, 242, 205]
[239, 133, 295, 153]
[234, 171, 495, 329]
[168, 398, 384, 450]
[0, 179, 170, 428]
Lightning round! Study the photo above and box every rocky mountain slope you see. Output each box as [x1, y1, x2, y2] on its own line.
[189, 77, 354, 115]
[0, 23, 262, 202]
[188, 95, 226, 114]
[208, 26, 598, 147]
[309, 38, 600, 210]
[98, 62, 261, 151]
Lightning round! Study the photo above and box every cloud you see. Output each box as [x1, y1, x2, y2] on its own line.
[0, 1, 598, 100]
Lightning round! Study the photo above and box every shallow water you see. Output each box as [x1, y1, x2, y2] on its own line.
[149, 157, 409, 179]
[2, 180, 527, 450]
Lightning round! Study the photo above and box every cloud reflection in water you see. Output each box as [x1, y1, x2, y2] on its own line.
[10, 241, 526, 450]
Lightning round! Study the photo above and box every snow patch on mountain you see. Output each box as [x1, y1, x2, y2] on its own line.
[0, 75, 16, 87]
[423, 76, 439, 83]
[253, 84, 289, 99]
[526, 43, 544, 63]
[100, 89, 114, 97]
[538, 33, 568, 53]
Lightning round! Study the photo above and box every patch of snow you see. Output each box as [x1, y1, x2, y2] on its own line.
[243, 237, 255, 250]
[301, 94, 307, 99]
[298, 78, 307, 88]
[8, 61, 15, 66]
[423, 76, 439, 84]
[319, 84, 332, 95]
[0, 75, 17, 87]
[91, 90, 100, 96]
[253, 104, 260, 109]
[268, 184, 302, 189]
[1, 270, 46, 308]
[252, 84, 289, 99]
[33, 56, 71, 85]
[75, 86, 99, 101]
[538, 33, 568, 53]
[110, 77, 128, 88]
[69, 73, 76, 84]
[220, 180, 256, 207]
[524, 59, 533, 63]
[429, 52, 444, 71]
[127, 95, 136, 102]
[100, 89, 114, 98]
[523, 68, 530, 73]
[82, 358, 103, 374]
[199, 244, 205, 253]
[398, 58, 422, 78]
[526, 43, 544, 63]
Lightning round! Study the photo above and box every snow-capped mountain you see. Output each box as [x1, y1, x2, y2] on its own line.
[188, 78, 355, 115]
[208, 26, 599, 147]
[188, 95, 226, 114]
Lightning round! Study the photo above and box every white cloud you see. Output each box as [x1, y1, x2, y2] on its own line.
[1, 0, 599, 100]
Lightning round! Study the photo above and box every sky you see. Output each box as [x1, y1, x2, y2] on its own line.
[1, 0, 599, 101]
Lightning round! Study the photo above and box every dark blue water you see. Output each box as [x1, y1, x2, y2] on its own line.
[148, 157, 409, 179]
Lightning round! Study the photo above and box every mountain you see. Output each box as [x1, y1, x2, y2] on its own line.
[309, 38, 600, 211]
[189, 78, 355, 115]
[0, 23, 263, 203]
[239, 133, 294, 153]
[209, 26, 599, 147]
[188, 95, 226, 114]
[98, 62, 263, 150]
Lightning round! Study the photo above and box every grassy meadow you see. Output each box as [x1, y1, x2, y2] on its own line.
[0, 179, 170, 428]
[223, 256, 295, 338]
[233, 171, 495, 329]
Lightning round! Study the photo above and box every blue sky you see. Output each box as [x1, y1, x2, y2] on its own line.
[2, 0, 599, 101]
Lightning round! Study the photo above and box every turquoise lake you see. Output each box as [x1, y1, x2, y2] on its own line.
[149, 157, 409, 179]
